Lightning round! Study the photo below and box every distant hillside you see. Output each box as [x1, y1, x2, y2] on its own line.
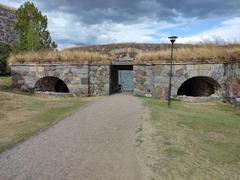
[65, 43, 193, 59]
[66, 43, 169, 52]
[65, 43, 196, 52]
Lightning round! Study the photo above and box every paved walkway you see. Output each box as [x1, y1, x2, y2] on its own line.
[0, 94, 145, 180]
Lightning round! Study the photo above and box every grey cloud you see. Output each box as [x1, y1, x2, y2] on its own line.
[33, 0, 240, 24]
[25, 0, 240, 47]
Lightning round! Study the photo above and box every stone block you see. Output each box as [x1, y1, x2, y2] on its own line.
[175, 68, 184, 77]
[153, 86, 165, 98]
[81, 78, 88, 85]
[135, 69, 146, 76]
[17, 79, 25, 84]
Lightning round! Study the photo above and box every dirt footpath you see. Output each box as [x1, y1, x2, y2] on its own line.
[0, 94, 145, 180]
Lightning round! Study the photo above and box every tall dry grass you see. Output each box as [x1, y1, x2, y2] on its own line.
[9, 44, 240, 65]
[135, 45, 240, 64]
[9, 50, 111, 65]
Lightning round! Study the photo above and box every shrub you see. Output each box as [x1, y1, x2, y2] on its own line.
[0, 43, 11, 75]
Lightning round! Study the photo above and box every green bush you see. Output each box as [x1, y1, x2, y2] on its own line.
[0, 42, 11, 75]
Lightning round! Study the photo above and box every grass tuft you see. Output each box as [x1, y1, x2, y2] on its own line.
[164, 147, 186, 157]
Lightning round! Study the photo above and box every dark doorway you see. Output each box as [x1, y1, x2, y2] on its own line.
[35, 76, 69, 93]
[110, 65, 133, 94]
[118, 70, 133, 91]
[177, 76, 220, 97]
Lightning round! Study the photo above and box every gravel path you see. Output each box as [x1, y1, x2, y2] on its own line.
[0, 94, 145, 180]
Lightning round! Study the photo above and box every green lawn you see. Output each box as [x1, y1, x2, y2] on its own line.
[0, 76, 12, 91]
[142, 98, 240, 180]
[0, 76, 92, 153]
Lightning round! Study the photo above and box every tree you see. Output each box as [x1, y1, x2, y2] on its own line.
[14, 1, 57, 52]
[26, 20, 41, 51]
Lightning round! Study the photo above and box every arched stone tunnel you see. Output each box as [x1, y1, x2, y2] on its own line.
[35, 76, 69, 93]
[177, 76, 221, 97]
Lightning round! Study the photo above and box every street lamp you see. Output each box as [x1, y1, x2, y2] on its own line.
[167, 36, 178, 108]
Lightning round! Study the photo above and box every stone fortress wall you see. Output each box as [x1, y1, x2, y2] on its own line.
[0, 3, 17, 45]
[11, 64, 110, 96]
[11, 61, 240, 105]
[224, 62, 240, 105]
[133, 62, 239, 104]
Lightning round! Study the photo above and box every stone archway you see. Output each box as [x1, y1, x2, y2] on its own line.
[35, 76, 69, 93]
[177, 76, 221, 97]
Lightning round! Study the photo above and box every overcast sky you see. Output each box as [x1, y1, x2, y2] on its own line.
[2, 0, 240, 48]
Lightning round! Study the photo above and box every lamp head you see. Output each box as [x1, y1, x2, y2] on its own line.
[168, 36, 178, 43]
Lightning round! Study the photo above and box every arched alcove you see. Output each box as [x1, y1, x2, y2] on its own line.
[35, 76, 69, 93]
[177, 76, 221, 97]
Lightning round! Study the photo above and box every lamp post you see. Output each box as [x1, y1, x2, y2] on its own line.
[167, 36, 178, 108]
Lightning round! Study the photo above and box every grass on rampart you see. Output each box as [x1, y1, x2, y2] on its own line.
[8, 44, 240, 65]
[9, 50, 110, 65]
[135, 44, 240, 64]
[0, 76, 92, 153]
[142, 98, 240, 179]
